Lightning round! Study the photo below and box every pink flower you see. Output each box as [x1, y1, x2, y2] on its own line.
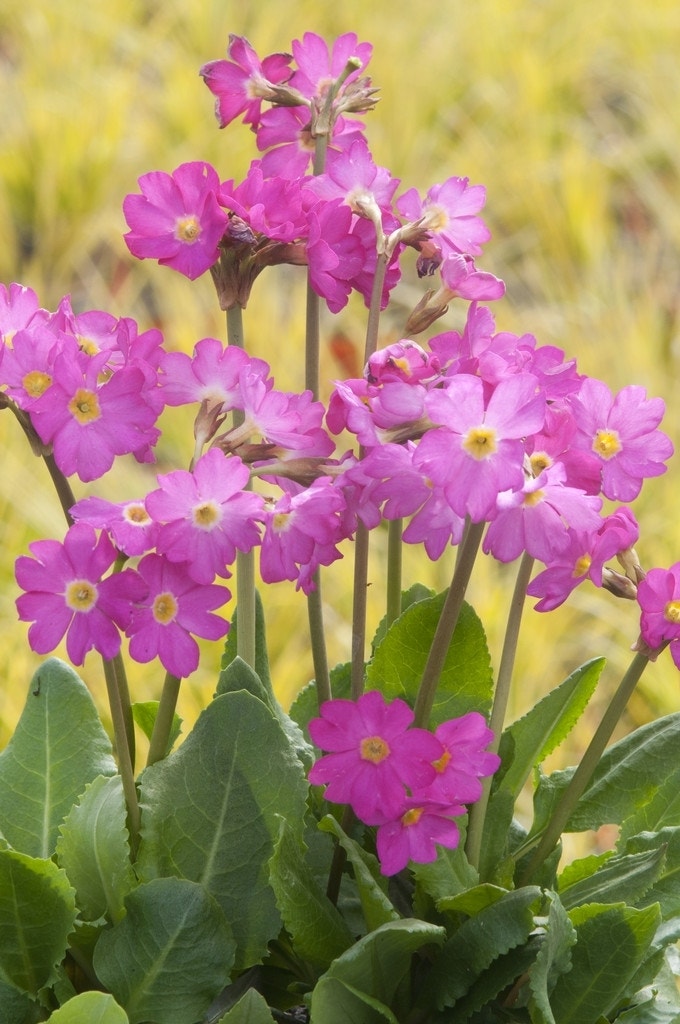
[200, 34, 292, 129]
[29, 351, 161, 482]
[376, 800, 465, 876]
[15, 523, 147, 665]
[304, 139, 400, 227]
[1, 324, 78, 408]
[638, 564, 680, 669]
[146, 448, 264, 584]
[438, 253, 505, 302]
[126, 554, 230, 678]
[417, 373, 546, 522]
[305, 198, 365, 313]
[123, 162, 228, 280]
[397, 176, 491, 257]
[219, 163, 308, 242]
[414, 713, 501, 804]
[70, 496, 159, 557]
[365, 340, 438, 385]
[307, 691, 443, 824]
[0, 283, 48, 344]
[570, 379, 673, 501]
[160, 337, 263, 411]
[289, 31, 372, 100]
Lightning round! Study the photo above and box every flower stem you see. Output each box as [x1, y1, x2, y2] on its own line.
[465, 552, 534, 871]
[103, 656, 141, 856]
[518, 650, 650, 885]
[146, 672, 182, 766]
[386, 518, 403, 627]
[225, 304, 257, 669]
[413, 520, 486, 729]
[350, 514, 370, 700]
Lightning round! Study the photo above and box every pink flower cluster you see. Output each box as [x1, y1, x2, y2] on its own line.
[122, 32, 496, 313]
[308, 691, 500, 875]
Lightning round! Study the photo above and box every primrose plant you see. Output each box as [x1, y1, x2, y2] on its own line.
[2, 28, 680, 1024]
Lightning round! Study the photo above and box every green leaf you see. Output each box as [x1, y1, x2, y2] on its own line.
[318, 815, 400, 932]
[289, 660, 351, 737]
[0, 847, 76, 995]
[46, 992, 129, 1023]
[620, 769, 680, 841]
[615, 952, 680, 1023]
[213, 988, 275, 1022]
[131, 702, 182, 755]
[371, 583, 435, 653]
[216, 657, 313, 769]
[0, 659, 117, 858]
[567, 713, 680, 832]
[435, 938, 543, 1023]
[136, 690, 309, 969]
[412, 829, 479, 906]
[438, 883, 509, 916]
[624, 828, 680, 919]
[549, 902, 661, 1022]
[527, 891, 577, 1024]
[93, 878, 234, 1024]
[497, 658, 604, 798]
[269, 817, 353, 969]
[0, 977, 40, 1024]
[365, 592, 493, 725]
[558, 847, 665, 911]
[56, 775, 136, 923]
[310, 919, 446, 1023]
[427, 886, 543, 1010]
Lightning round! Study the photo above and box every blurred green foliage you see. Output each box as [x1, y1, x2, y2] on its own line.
[1, 0, 679, 779]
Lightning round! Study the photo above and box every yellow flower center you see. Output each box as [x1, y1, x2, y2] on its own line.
[592, 429, 622, 459]
[68, 388, 101, 424]
[425, 203, 449, 233]
[360, 736, 390, 763]
[153, 592, 178, 624]
[65, 579, 98, 612]
[192, 501, 221, 530]
[462, 425, 497, 460]
[22, 370, 52, 398]
[432, 749, 451, 774]
[273, 511, 293, 533]
[175, 216, 202, 243]
[664, 600, 680, 624]
[573, 554, 592, 578]
[124, 503, 151, 525]
[401, 806, 424, 827]
[530, 451, 552, 475]
[523, 488, 545, 507]
[76, 333, 100, 356]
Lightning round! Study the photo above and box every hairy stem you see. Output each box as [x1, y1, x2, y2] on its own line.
[146, 672, 182, 766]
[413, 520, 486, 729]
[518, 650, 650, 884]
[465, 552, 534, 870]
[103, 656, 141, 855]
[386, 518, 403, 627]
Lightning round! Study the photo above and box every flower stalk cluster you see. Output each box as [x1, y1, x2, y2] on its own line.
[2, 29, 678, 881]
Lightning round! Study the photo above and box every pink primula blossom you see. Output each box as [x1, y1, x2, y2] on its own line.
[483, 463, 603, 565]
[219, 163, 308, 242]
[527, 506, 640, 612]
[638, 563, 680, 668]
[123, 162, 228, 280]
[304, 139, 400, 227]
[414, 713, 501, 804]
[160, 336, 264, 412]
[366, 340, 439, 385]
[305, 198, 365, 313]
[307, 691, 443, 825]
[146, 448, 264, 584]
[289, 31, 372, 100]
[0, 283, 47, 344]
[1, 324, 78, 408]
[29, 351, 161, 482]
[570, 379, 673, 501]
[126, 553, 230, 678]
[15, 523, 147, 665]
[396, 176, 491, 257]
[376, 800, 465, 876]
[417, 373, 546, 522]
[438, 254, 506, 303]
[199, 34, 292, 129]
[70, 496, 159, 557]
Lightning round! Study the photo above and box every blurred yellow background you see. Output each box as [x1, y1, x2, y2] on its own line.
[1, 0, 679, 783]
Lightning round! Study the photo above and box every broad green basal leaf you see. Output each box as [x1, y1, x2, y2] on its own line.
[0, 659, 116, 858]
[0, 847, 76, 996]
[46, 991, 129, 1023]
[56, 775, 136, 923]
[94, 878, 233, 1024]
[365, 592, 493, 725]
[136, 690, 309, 969]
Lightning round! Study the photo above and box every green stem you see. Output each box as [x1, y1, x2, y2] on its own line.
[103, 657, 141, 855]
[518, 650, 650, 885]
[225, 305, 257, 669]
[308, 579, 332, 707]
[465, 552, 534, 871]
[386, 518, 403, 627]
[146, 671, 182, 766]
[110, 650, 135, 772]
[363, 252, 388, 364]
[350, 515, 370, 699]
[413, 520, 486, 729]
